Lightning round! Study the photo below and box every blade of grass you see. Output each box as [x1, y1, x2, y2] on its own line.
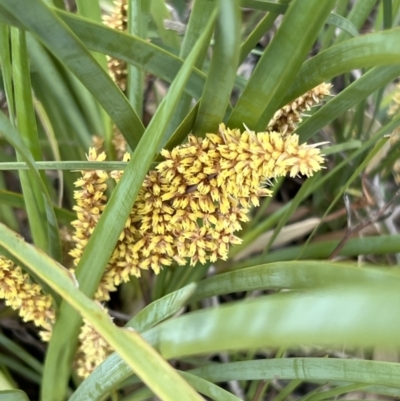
[0, 114, 64, 264]
[383, 0, 393, 29]
[163, 0, 215, 142]
[335, 0, 377, 43]
[282, 29, 400, 107]
[0, 390, 30, 401]
[0, 174, 18, 231]
[190, 358, 400, 389]
[127, 0, 150, 118]
[181, 371, 243, 401]
[240, 0, 287, 13]
[239, 0, 291, 64]
[0, 161, 130, 170]
[10, 28, 61, 260]
[234, 234, 400, 268]
[150, 0, 180, 49]
[0, 334, 43, 374]
[144, 285, 400, 359]
[192, 0, 241, 136]
[242, 1, 358, 37]
[0, 355, 41, 385]
[305, 383, 368, 401]
[0, 9, 207, 100]
[190, 261, 400, 303]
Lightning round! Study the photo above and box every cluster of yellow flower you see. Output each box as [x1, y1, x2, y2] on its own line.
[0, 255, 54, 341]
[268, 83, 332, 135]
[103, 0, 128, 91]
[72, 124, 325, 300]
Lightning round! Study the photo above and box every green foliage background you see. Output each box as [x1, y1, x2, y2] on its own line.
[0, 0, 400, 400]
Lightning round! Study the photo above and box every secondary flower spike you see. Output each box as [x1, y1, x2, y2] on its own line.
[0, 255, 55, 341]
[103, 0, 128, 91]
[268, 83, 332, 135]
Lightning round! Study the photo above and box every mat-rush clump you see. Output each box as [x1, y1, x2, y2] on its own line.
[0, 122, 326, 378]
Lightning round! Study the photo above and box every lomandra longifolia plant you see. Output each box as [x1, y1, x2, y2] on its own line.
[1, 0, 400, 400]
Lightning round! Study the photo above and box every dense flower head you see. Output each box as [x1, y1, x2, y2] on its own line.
[268, 83, 332, 135]
[0, 255, 55, 340]
[69, 124, 325, 307]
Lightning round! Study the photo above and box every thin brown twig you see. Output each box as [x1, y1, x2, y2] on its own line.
[328, 188, 400, 260]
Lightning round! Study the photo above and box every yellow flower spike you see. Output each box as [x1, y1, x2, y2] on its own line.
[268, 82, 332, 135]
[0, 256, 55, 337]
[75, 305, 114, 379]
[103, 0, 128, 91]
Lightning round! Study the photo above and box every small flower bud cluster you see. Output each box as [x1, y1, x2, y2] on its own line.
[74, 304, 114, 379]
[268, 83, 332, 135]
[0, 255, 55, 341]
[103, 0, 128, 91]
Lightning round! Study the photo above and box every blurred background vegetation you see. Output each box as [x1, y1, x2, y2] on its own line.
[1, 0, 400, 400]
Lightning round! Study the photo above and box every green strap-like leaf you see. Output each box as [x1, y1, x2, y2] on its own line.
[234, 234, 400, 268]
[162, 0, 215, 143]
[296, 65, 400, 142]
[56, 10, 206, 100]
[10, 28, 61, 260]
[143, 283, 400, 359]
[0, 0, 144, 150]
[190, 261, 400, 303]
[0, 190, 75, 226]
[0, 113, 62, 262]
[283, 29, 400, 106]
[192, 0, 241, 136]
[189, 358, 400, 389]
[181, 371, 243, 401]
